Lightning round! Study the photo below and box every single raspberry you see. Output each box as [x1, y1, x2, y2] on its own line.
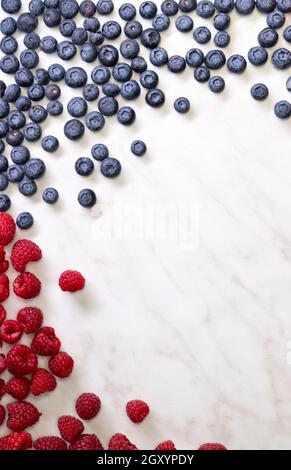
[31, 368, 57, 396]
[48, 352, 74, 378]
[0, 260, 9, 273]
[31, 327, 61, 356]
[34, 436, 67, 451]
[59, 270, 85, 292]
[58, 416, 84, 443]
[10, 239, 42, 273]
[155, 441, 176, 450]
[69, 434, 104, 450]
[13, 272, 41, 299]
[108, 433, 138, 450]
[0, 304, 6, 325]
[0, 320, 23, 344]
[6, 344, 38, 376]
[17, 307, 43, 334]
[7, 401, 41, 432]
[0, 273, 9, 302]
[198, 443, 227, 450]
[75, 393, 101, 420]
[6, 376, 30, 400]
[126, 400, 150, 423]
[0, 404, 5, 425]
[0, 353, 6, 374]
[0, 432, 32, 450]
[0, 378, 5, 399]
[0, 213, 16, 246]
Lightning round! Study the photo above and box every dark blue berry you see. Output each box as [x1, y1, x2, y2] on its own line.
[7, 110, 26, 129]
[102, 82, 120, 97]
[29, 105, 47, 123]
[0, 99, 9, 118]
[1, 0, 21, 14]
[120, 80, 141, 100]
[11, 146, 30, 164]
[79, 0, 96, 16]
[193, 26, 211, 44]
[227, 54, 247, 73]
[209, 75, 225, 92]
[24, 32, 40, 49]
[83, 83, 99, 101]
[72, 27, 88, 45]
[4, 84, 20, 103]
[124, 20, 143, 38]
[131, 140, 147, 156]
[20, 49, 39, 69]
[141, 28, 161, 49]
[0, 194, 11, 212]
[100, 157, 121, 177]
[85, 111, 105, 130]
[91, 66, 111, 85]
[0, 17, 17, 35]
[271, 48, 291, 69]
[179, 0, 197, 11]
[235, 0, 255, 14]
[42, 187, 59, 203]
[256, 0, 276, 12]
[44, 0, 59, 7]
[150, 47, 168, 66]
[43, 8, 61, 27]
[25, 158, 46, 179]
[120, 39, 140, 59]
[174, 97, 190, 113]
[131, 56, 147, 73]
[0, 174, 8, 191]
[283, 25, 291, 42]
[117, 106, 136, 124]
[205, 50, 226, 69]
[175, 15, 193, 32]
[98, 97, 119, 116]
[186, 48, 204, 67]
[119, 3, 136, 20]
[65, 67, 87, 88]
[42, 135, 59, 152]
[16, 212, 34, 230]
[276, 0, 291, 12]
[139, 1, 157, 18]
[83, 17, 100, 32]
[0, 36, 18, 55]
[96, 0, 114, 15]
[18, 178, 37, 196]
[213, 13, 230, 30]
[57, 40, 76, 60]
[23, 122, 42, 141]
[194, 66, 210, 82]
[140, 70, 159, 89]
[112, 63, 132, 82]
[0, 121, 9, 138]
[197, 0, 215, 17]
[80, 43, 98, 62]
[6, 130, 24, 146]
[59, 0, 79, 18]
[274, 100, 291, 118]
[98, 45, 119, 66]
[214, 0, 234, 12]
[266, 11, 285, 29]
[45, 85, 61, 101]
[214, 31, 230, 47]
[168, 55, 186, 73]
[145, 89, 165, 107]
[78, 188, 96, 208]
[258, 27, 278, 47]
[27, 84, 45, 102]
[89, 32, 104, 45]
[0, 155, 8, 172]
[64, 119, 85, 140]
[29, 0, 45, 16]
[161, 0, 179, 15]
[248, 46, 268, 65]
[40, 35, 58, 53]
[48, 64, 65, 82]
[15, 69, 34, 87]
[152, 14, 170, 31]
[102, 21, 121, 40]
[91, 143, 108, 161]
[0, 55, 19, 74]
[47, 100, 63, 116]
[250, 83, 268, 100]
[67, 97, 88, 117]
[59, 19, 76, 36]
[35, 68, 50, 85]
[7, 165, 24, 183]
[75, 157, 94, 176]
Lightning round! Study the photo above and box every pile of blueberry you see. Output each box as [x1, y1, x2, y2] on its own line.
[0, 0, 290, 223]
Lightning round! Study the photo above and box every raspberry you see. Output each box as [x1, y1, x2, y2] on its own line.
[6, 344, 38, 376]
[58, 416, 84, 443]
[69, 434, 104, 450]
[48, 351, 74, 378]
[198, 443, 227, 450]
[13, 272, 41, 299]
[31, 327, 61, 356]
[0, 353, 6, 374]
[0, 320, 23, 344]
[0, 213, 16, 246]
[0, 273, 9, 302]
[0, 304, 6, 325]
[59, 270, 85, 292]
[31, 368, 57, 396]
[34, 436, 67, 450]
[6, 376, 30, 400]
[108, 433, 138, 450]
[126, 400, 150, 423]
[7, 401, 41, 432]
[0, 378, 5, 399]
[11, 239, 42, 273]
[155, 441, 176, 450]
[0, 432, 32, 450]
[75, 393, 101, 420]
[0, 404, 5, 425]
[17, 307, 43, 334]
[0, 246, 9, 273]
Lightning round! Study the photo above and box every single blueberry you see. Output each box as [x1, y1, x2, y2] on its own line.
[168, 55, 186, 73]
[0, 121, 9, 138]
[24, 32, 41, 49]
[15, 69, 34, 87]
[83, 17, 100, 32]
[83, 83, 99, 101]
[139, 1, 158, 18]
[197, 0, 215, 17]
[23, 122, 42, 141]
[0, 55, 20, 74]
[120, 39, 140, 60]
[42, 187, 59, 204]
[29, 105, 48, 123]
[6, 130, 24, 147]
[72, 27, 88, 45]
[131, 56, 148, 73]
[64, 119, 85, 140]
[209, 75, 225, 93]
[42, 135, 59, 152]
[213, 13, 230, 30]
[256, 0, 276, 12]
[248, 46, 268, 65]
[266, 11, 285, 29]
[274, 100, 291, 118]
[214, 0, 234, 12]
[18, 178, 37, 196]
[16, 212, 34, 230]
[250, 83, 269, 100]
[35, 68, 50, 85]
[283, 25, 291, 42]
[1, 17, 17, 36]
[98, 97, 119, 116]
[78, 188, 96, 208]
[227, 54, 247, 73]
[75, 157, 94, 176]
[131, 140, 147, 156]
[47, 100, 63, 116]
[57, 40, 76, 60]
[91, 66, 111, 85]
[4, 84, 20, 103]
[214, 31, 230, 47]
[89, 32, 104, 45]
[98, 45, 119, 66]
[174, 97, 190, 113]
[124, 20, 143, 38]
[150, 47, 169, 66]
[186, 48, 204, 67]
[91, 143, 109, 161]
[0, 194, 11, 212]
[271, 48, 291, 69]
[117, 106, 136, 124]
[25, 158, 46, 179]
[102, 21, 121, 40]
[79, 0, 96, 16]
[179, 0, 197, 11]
[100, 157, 121, 178]
[145, 89, 165, 107]
[0, 155, 8, 172]
[0, 36, 18, 55]
[85, 111, 105, 131]
[175, 15, 194, 32]
[45, 84, 61, 101]
[120, 80, 141, 100]
[7, 165, 25, 183]
[58, 0, 79, 18]
[141, 28, 161, 49]
[205, 50, 226, 69]
[20, 49, 39, 69]
[193, 26, 211, 44]
[140, 70, 159, 89]
[152, 14, 170, 32]
[112, 63, 133, 82]
[27, 84, 45, 101]
[0, 174, 8, 191]
[7, 110, 26, 129]
[59, 19, 76, 36]
[96, 0, 114, 15]
[235, 0, 255, 14]
[48, 64, 65, 82]
[161, 0, 179, 15]
[194, 66, 210, 82]
[29, 0, 45, 16]
[11, 146, 30, 164]
[0, 99, 9, 119]
[102, 83, 120, 97]
[17, 14, 38, 32]
[43, 8, 61, 27]
[80, 43, 98, 62]
[40, 35, 58, 53]
[65, 67, 88, 88]
[119, 3, 136, 20]
[67, 97, 88, 117]
[258, 27, 278, 47]
[277, 0, 291, 12]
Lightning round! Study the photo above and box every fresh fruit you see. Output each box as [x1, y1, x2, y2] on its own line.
[108, 433, 138, 450]
[58, 270, 85, 292]
[13, 272, 41, 299]
[75, 393, 101, 420]
[11, 239, 42, 273]
[0, 213, 16, 246]
[69, 434, 104, 450]
[6, 344, 38, 376]
[126, 400, 150, 423]
[31, 327, 61, 356]
[7, 401, 41, 432]
[48, 352, 74, 378]
[58, 416, 84, 443]
[0, 319, 23, 344]
[17, 307, 43, 334]
[0, 432, 32, 450]
[6, 376, 30, 400]
[31, 368, 57, 396]
[34, 436, 67, 450]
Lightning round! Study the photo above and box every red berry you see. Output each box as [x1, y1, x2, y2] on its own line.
[0, 404, 5, 425]
[48, 351, 74, 378]
[198, 443, 227, 450]
[126, 400, 150, 423]
[0, 304, 6, 325]
[0, 320, 23, 344]
[0, 213, 16, 246]
[0, 246, 9, 274]
[75, 393, 101, 420]
[108, 433, 138, 450]
[6, 376, 30, 400]
[7, 401, 41, 432]
[59, 270, 85, 292]
[155, 441, 176, 450]
[6, 344, 38, 376]
[58, 416, 84, 443]
[69, 434, 104, 450]
[0, 432, 32, 450]
[0, 378, 5, 399]
[31, 327, 61, 356]
[0, 273, 9, 302]
[34, 436, 67, 450]
[17, 307, 43, 334]
[10, 239, 42, 273]
[13, 272, 41, 299]
[0, 353, 6, 374]
[31, 368, 57, 396]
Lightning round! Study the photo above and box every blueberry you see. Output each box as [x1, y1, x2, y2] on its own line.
[168, 55, 186, 73]
[64, 119, 85, 140]
[139, 1, 158, 18]
[256, 0, 276, 12]
[7, 110, 26, 129]
[124, 20, 143, 38]
[267, 11, 285, 29]
[283, 26, 291, 42]
[6, 130, 24, 147]
[65, 67, 87, 88]
[194, 66, 210, 82]
[0, 36, 18, 55]
[272, 48, 291, 69]
[0, 99, 9, 118]
[47, 100, 63, 116]
[57, 40, 76, 60]
[213, 13, 230, 30]
[131, 56, 148, 73]
[175, 15, 193, 32]
[29, 0, 45, 16]
[100, 157, 121, 178]
[205, 50, 226, 69]
[89, 32, 104, 45]
[16, 212, 34, 230]
[29, 104, 48, 124]
[119, 3, 136, 20]
[23, 122, 42, 142]
[274, 100, 291, 118]
[4, 84, 20, 103]
[150, 47, 169, 66]
[98, 97, 119, 116]
[214, 31, 230, 47]
[75, 157, 94, 176]
[227, 54, 247, 73]
[80, 43, 98, 62]
[277, 0, 291, 12]
[214, 0, 234, 12]
[44, 0, 59, 6]
[248, 46, 268, 65]
[0, 141, 4, 154]
[120, 80, 141, 100]
[59, 19, 76, 36]
[152, 14, 170, 32]
[11, 146, 30, 164]
[250, 83, 268, 100]
[18, 178, 37, 196]
[0, 194, 11, 212]
[117, 106, 136, 124]
[27, 84, 45, 101]
[102, 21, 121, 40]
[98, 45, 119, 66]
[20, 49, 39, 69]
[24, 32, 41, 49]
[120, 39, 140, 59]
[25, 158, 46, 179]
[161, 0, 179, 15]
[145, 89, 165, 107]
[67, 97, 88, 117]
[286, 77, 291, 92]
[83, 83, 99, 101]
[35, 68, 50, 85]
[1, 17, 17, 35]
[40, 35, 58, 53]
[186, 48, 204, 67]
[140, 70, 159, 89]
[1, 0, 22, 14]
[59, 0, 79, 18]
[91, 66, 111, 85]
[78, 188, 96, 208]
[85, 111, 105, 131]
[193, 26, 211, 44]
[0, 155, 8, 172]
[112, 63, 133, 82]
[197, 0, 215, 17]
[208, 75, 225, 93]
[0, 121, 9, 138]
[48, 64, 65, 82]
[0, 174, 8, 191]
[42, 187, 59, 204]
[174, 97, 190, 113]
[131, 140, 147, 156]
[91, 143, 108, 161]
[7, 165, 24, 183]
[0, 55, 19, 74]
[79, 0, 96, 16]
[43, 8, 61, 27]
[141, 28, 161, 49]
[45, 84, 61, 101]
[96, 0, 114, 14]
[0, 82, 5, 99]
[83, 17, 100, 32]
[42, 135, 59, 152]
[258, 27, 278, 47]
[235, 0, 255, 14]
[72, 27, 88, 45]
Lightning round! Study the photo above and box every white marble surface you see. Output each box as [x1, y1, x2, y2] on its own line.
[1, 1, 291, 450]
